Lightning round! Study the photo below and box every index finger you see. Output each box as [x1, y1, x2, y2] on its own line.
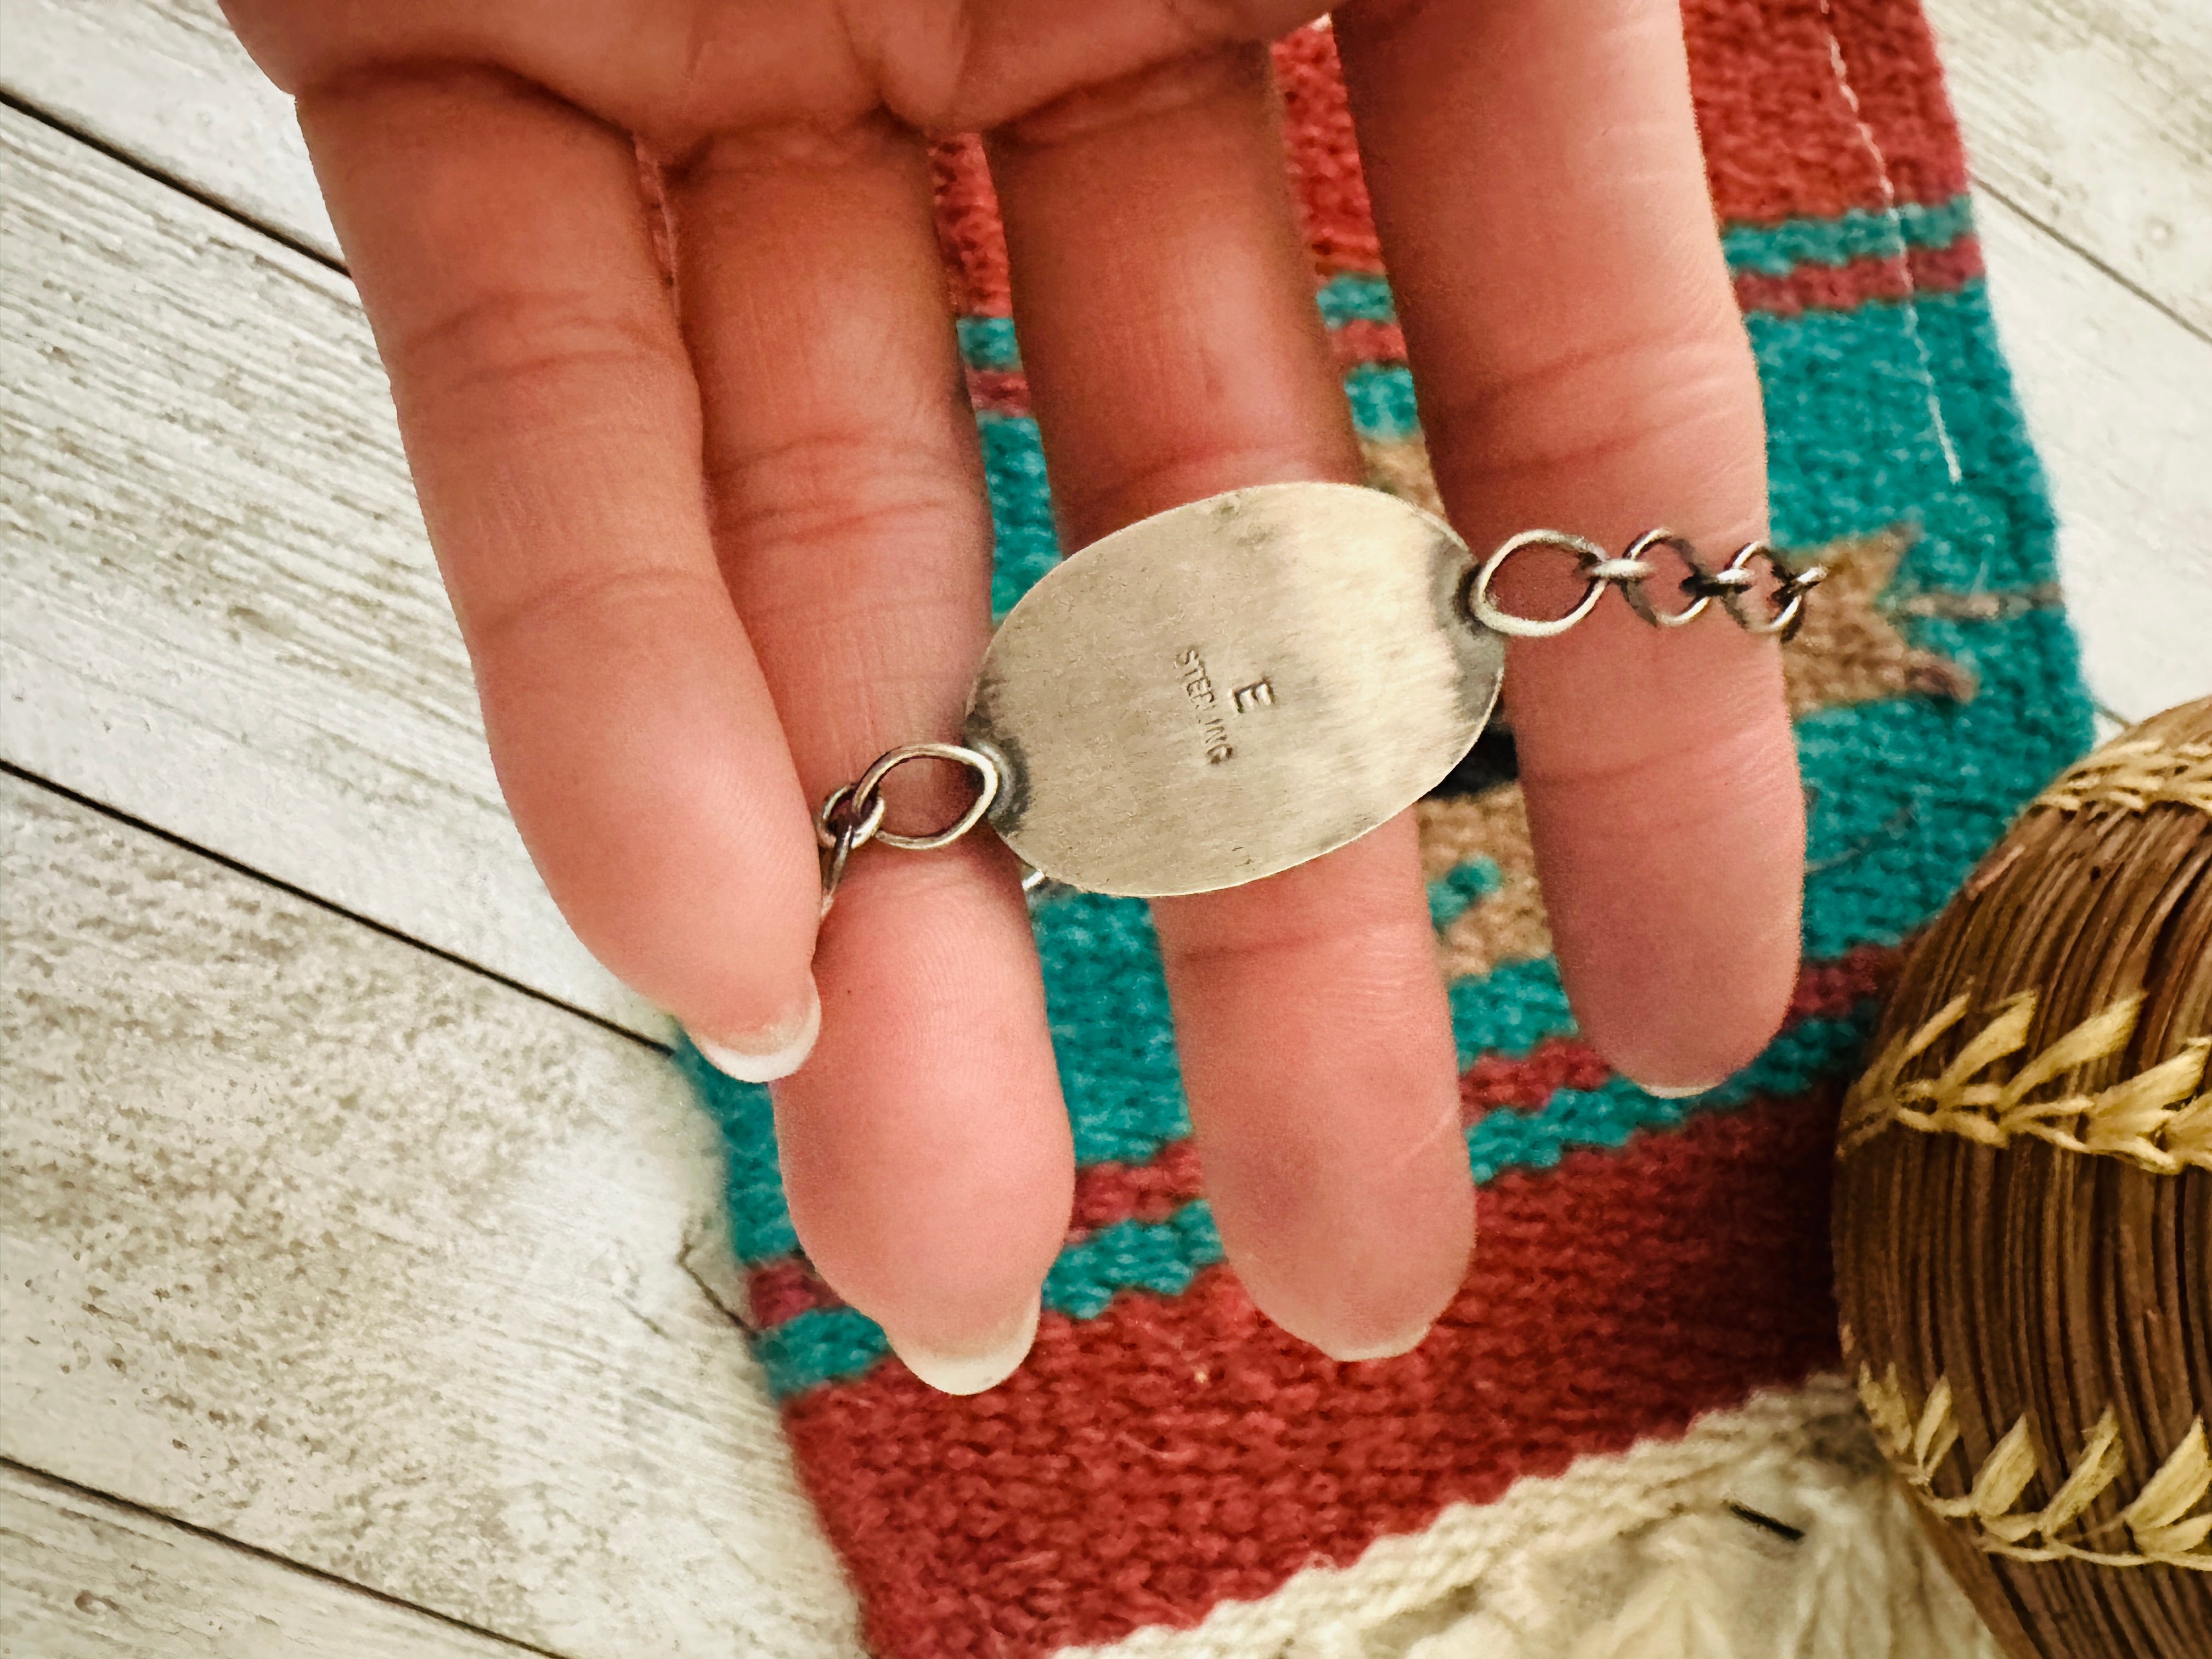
[1335, 0, 1803, 1090]
[297, 70, 822, 1066]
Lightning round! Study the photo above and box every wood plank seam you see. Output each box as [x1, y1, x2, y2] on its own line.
[1970, 172, 2212, 348]
[0, 84, 343, 278]
[2, 774, 865, 1656]
[0, 758, 667, 1061]
[1, 101, 670, 1036]
[1, 1458, 566, 1659]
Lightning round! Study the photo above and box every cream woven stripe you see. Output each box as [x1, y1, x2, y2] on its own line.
[1860, 1367, 2212, 1571]
[1060, 1379, 1863, 1659]
[1838, 991, 2212, 1172]
[2033, 738, 2212, 815]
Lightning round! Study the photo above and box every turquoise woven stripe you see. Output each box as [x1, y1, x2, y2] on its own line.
[755, 1308, 889, 1402]
[1754, 283, 2056, 570]
[1317, 272, 1397, 328]
[1429, 858, 1503, 930]
[1255, 198, 1978, 345]
[1345, 363, 1421, 441]
[1046, 1205, 1225, 1318]
[957, 314, 1021, 371]
[1721, 195, 1974, 278]
[675, 1042, 797, 1262]
[753, 1205, 1227, 1398]
[1034, 890, 1192, 1165]
[747, 994, 1884, 1398]
[1798, 610, 2086, 958]
[981, 413, 1059, 620]
[701, 243, 2092, 1401]
[1464, 1010, 1876, 1182]
[1450, 957, 1579, 1066]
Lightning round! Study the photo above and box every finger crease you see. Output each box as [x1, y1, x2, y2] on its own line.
[467, 564, 729, 655]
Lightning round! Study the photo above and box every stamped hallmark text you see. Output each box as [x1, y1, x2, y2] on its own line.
[1176, 647, 1235, 764]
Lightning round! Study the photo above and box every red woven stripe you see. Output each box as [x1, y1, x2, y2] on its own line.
[1789, 942, 1899, 1017]
[1822, 0, 1973, 207]
[1459, 1039, 1615, 1116]
[785, 1090, 1846, 1659]
[1275, 25, 1383, 275]
[1731, 238, 1985, 317]
[965, 367, 1030, 414]
[931, 133, 1011, 317]
[749, 1259, 839, 1328]
[744, 947, 1897, 1331]
[1331, 318, 1406, 368]
[1685, 0, 1965, 224]
[1071, 1140, 1207, 1232]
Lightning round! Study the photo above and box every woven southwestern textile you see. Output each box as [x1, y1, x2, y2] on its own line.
[676, 2, 2092, 1654]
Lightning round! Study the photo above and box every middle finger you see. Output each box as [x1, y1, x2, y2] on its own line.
[989, 43, 1474, 1362]
[668, 115, 1073, 1392]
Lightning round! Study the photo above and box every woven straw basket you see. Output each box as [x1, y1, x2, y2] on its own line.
[1834, 697, 2212, 1657]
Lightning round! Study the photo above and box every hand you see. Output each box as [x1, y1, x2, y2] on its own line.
[223, 0, 1802, 1390]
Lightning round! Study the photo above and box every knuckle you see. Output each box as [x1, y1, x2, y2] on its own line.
[673, 112, 909, 186]
[992, 41, 1266, 150]
[1420, 320, 1760, 499]
[1053, 441, 1335, 544]
[386, 286, 689, 422]
[702, 431, 975, 555]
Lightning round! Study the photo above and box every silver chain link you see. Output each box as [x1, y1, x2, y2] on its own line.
[1463, 528, 1827, 643]
[813, 743, 1001, 917]
[815, 527, 1825, 910]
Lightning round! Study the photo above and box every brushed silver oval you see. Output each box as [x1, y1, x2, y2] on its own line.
[964, 482, 1504, 898]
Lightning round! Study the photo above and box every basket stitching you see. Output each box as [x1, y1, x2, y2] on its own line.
[1859, 1365, 2212, 1571]
[1838, 990, 2212, 1171]
[2032, 739, 2212, 815]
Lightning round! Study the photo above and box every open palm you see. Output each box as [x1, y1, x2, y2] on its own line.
[222, 0, 1802, 1390]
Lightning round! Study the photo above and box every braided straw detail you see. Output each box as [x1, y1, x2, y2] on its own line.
[1837, 990, 2212, 1171]
[2032, 737, 2212, 815]
[1860, 1366, 2212, 1571]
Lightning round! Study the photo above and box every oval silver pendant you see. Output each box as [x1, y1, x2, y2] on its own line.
[963, 483, 1504, 898]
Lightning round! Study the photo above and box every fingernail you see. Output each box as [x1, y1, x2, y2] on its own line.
[1321, 1322, 1434, 1363]
[693, 978, 821, 1084]
[1635, 1077, 1726, 1100]
[886, 1294, 1040, 1396]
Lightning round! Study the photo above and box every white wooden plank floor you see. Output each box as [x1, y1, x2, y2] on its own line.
[0, 103, 662, 1041]
[2, 778, 859, 1658]
[2, 1, 2208, 1652]
[2, 1465, 528, 1659]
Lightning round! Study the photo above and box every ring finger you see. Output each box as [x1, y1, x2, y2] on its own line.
[989, 43, 1475, 1362]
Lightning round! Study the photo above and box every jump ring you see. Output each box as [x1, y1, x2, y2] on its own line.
[846, 742, 1002, 853]
[1463, 530, 1611, 639]
[818, 824, 862, 919]
[1617, 529, 1714, 629]
[814, 782, 888, 853]
[1759, 563, 1826, 642]
[1715, 543, 1827, 640]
